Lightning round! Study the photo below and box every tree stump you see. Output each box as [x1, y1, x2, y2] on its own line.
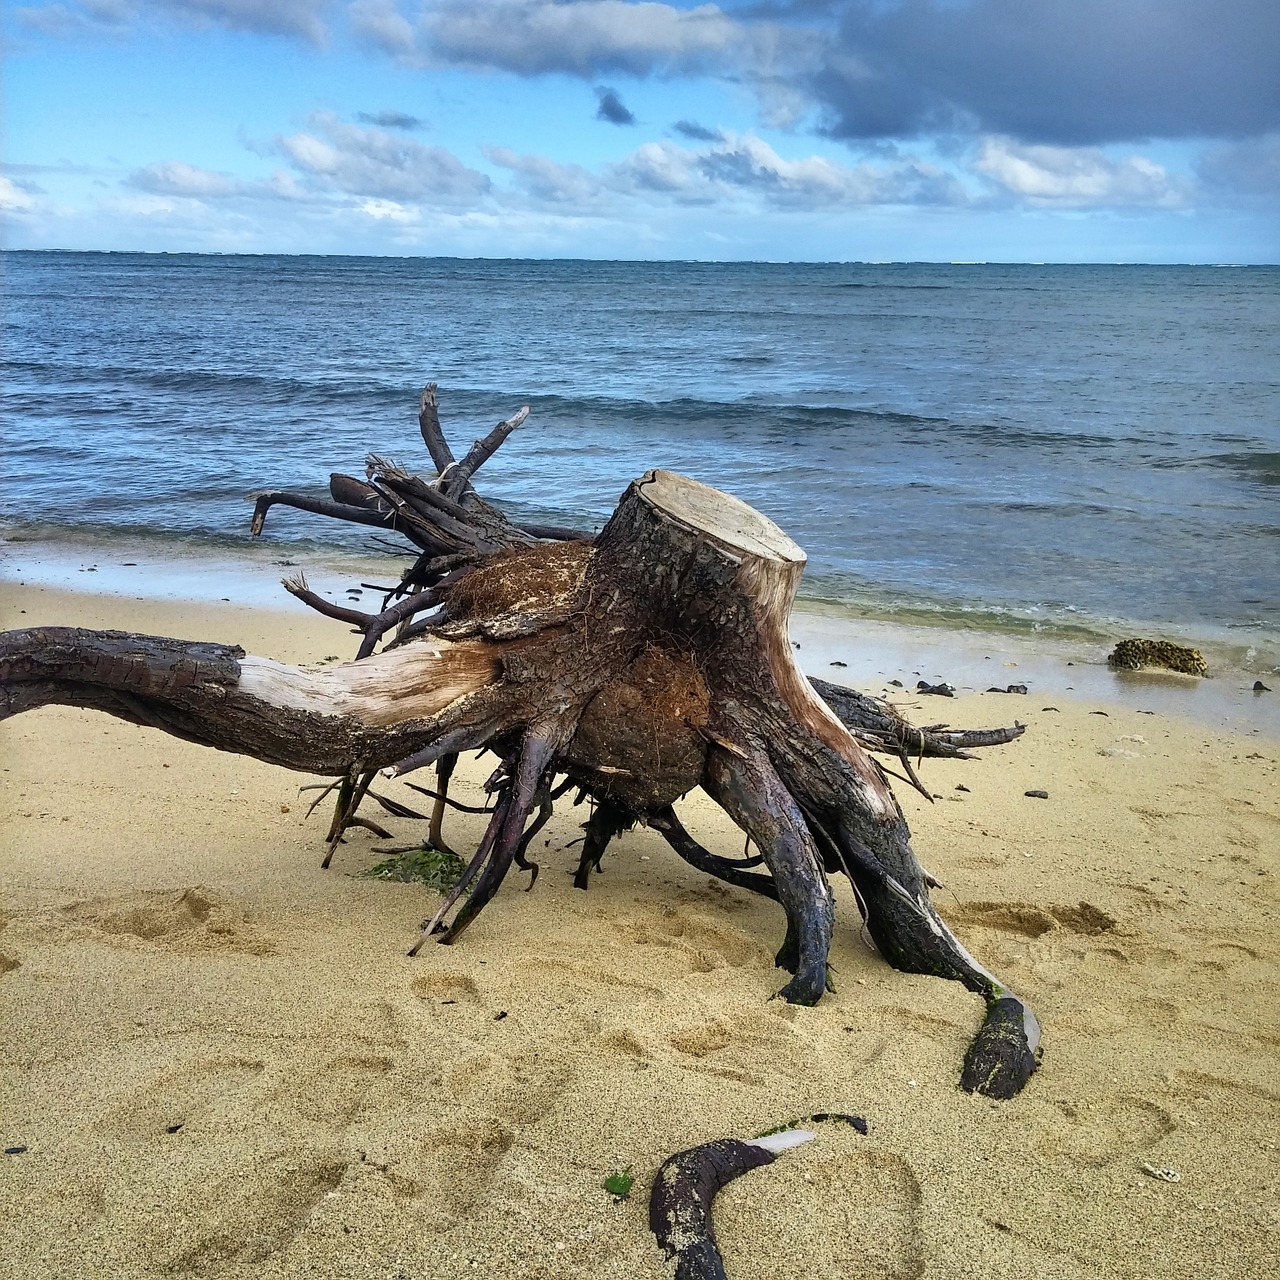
[0, 433, 1039, 1097]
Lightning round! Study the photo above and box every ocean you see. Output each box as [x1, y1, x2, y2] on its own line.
[3, 251, 1278, 677]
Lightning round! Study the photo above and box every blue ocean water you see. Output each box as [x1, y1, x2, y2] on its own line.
[3, 251, 1278, 671]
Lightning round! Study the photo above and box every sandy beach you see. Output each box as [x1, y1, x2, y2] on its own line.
[1, 581, 1277, 1279]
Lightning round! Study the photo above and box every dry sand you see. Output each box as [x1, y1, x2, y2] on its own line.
[1, 583, 1277, 1279]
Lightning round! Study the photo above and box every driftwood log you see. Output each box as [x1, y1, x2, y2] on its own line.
[0, 387, 1037, 1097]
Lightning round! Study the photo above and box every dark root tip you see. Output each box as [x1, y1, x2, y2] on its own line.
[960, 996, 1039, 1099]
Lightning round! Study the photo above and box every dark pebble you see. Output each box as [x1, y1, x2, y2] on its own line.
[1025, 789, 1049, 799]
[955, 784, 970, 792]
[1255, 681, 1272, 692]
[917, 681, 955, 697]
[1041, 706, 1060, 712]
[1089, 710, 1109, 717]
[829, 660, 847, 667]
[889, 679, 903, 687]
[1007, 684, 1028, 695]
[5, 1146, 27, 1155]
[494, 1011, 508, 1021]
[166, 1123, 184, 1134]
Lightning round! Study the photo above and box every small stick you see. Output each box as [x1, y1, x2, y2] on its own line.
[418, 382, 457, 474]
[428, 753, 458, 854]
[442, 405, 531, 498]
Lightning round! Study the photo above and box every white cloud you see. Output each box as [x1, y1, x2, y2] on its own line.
[485, 147, 602, 205]
[275, 112, 492, 205]
[127, 160, 251, 198]
[974, 138, 1184, 208]
[0, 176, 42, 214]
[609, 133, 966, 208]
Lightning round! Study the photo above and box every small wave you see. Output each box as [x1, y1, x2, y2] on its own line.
[1198, 451, 1280, 487]
[827, 282, 952, 290]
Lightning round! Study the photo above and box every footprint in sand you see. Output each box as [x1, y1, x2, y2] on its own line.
[719, 1146, 925, 1280]
[285, 1054, 393, 1125]
[380, 1116, 515, 1225]
[1036, 1095, 1174, 1166]
[59, 887, 275, 955]
[440, 1049, 572, 1126]
[1192, 940, 1262, 973]
[96, 1056, 266, 1138]
[164, 1149, 348, 1272]
[946, 900, 1118, 939]
[616, 906, 764, 972]
[668, 1020, 734, 1057]
[945, 901, 1057, 937]
[410, 970, 481, 1004]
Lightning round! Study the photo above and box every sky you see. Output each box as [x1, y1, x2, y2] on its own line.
[3, 0, 1278, 262]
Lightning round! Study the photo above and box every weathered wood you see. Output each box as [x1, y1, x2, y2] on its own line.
[0, 392, 1040, 1097]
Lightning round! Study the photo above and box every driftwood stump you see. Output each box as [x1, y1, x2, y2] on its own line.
[0, 391, 1038, 1097]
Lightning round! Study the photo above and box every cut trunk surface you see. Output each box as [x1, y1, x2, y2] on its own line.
[0, 394, 1039, 1098]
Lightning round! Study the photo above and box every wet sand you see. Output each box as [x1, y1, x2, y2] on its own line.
[1, 583, 1277, 1279]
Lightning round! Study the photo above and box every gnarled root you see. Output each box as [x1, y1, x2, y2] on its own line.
[0, 395, 1043, 1097]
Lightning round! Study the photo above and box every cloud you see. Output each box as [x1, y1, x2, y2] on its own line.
[126, 160, 254, 198]
[275, 111, 491, 205]
[1197, 133, 1280, 197]
[14, 0, 135, 36]
[355, 110, 424, 130]
[16, 0, 332, 41]
[974, 138, 1184, 208]
[813, 0, 1280, 146]
[488, 132, 970, 212]
[0, 176, 42, 214]
[705, 133, 963, 207]
[604, 132, 966, 208]
[349, 0, 813, 80]
[485, 146, 602, 204]
[673, 119, 720, 142]
[124, 161, 321, 204]
[595, 86, 635, 126]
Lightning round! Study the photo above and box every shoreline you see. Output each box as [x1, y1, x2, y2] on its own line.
[4, 536, 1277, 739]
[1, 585, 1277, 1279]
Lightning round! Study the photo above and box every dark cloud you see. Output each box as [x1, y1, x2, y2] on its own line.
[813, 0, 1280, 145]
[673, 119, 721, 142]
[349, 0, 811, 79]
[356, 110, 424, 130]
[595, 86, 635, 126]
